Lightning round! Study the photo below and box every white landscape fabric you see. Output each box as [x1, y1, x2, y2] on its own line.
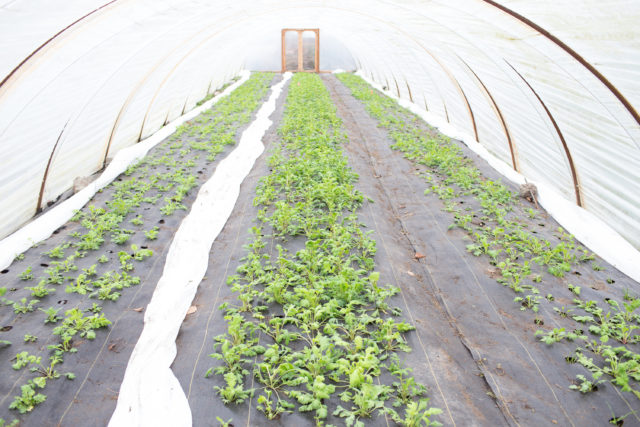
[0, 71, 251, 272]
[355, 71, 640, 283]
[109, 72, 291, 426]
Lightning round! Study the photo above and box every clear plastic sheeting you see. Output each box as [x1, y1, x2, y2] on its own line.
[0, 0, 639, 253]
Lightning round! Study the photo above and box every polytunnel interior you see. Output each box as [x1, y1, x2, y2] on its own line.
[1, 1, 640, 426]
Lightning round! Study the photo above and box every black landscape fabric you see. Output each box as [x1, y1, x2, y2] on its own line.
[1, 73, 638, 426]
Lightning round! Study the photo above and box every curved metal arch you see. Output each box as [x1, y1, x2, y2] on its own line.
[135, 27, 256, 141]
[37, 120, 69, 211]
[131, 8, 403, 149]
[101, 8, 254, 165]
[480, 0, 640, 129]
[6, 0, 637, 148]
[0, 0, 122, 92]
[376, 0, 639, 147]
[505, 60, 583, 206]
[6, 0, 627, 207]
[405, 80, 413, 103]
[458, 58, 519, 171]
[0, 1, 219, 203]
[417, 51, 479, 141]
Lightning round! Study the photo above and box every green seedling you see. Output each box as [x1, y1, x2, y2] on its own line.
[23, 335, 37, 343]
[12, 298, 39, 314]
[19, 266, 33, 280]
[145, 226, 159, 240]
[9, 379, 46, 414]
[570, 374, 605, 393]
[215, 417, 233, 427]
[208, 74, 441, 425]
[39, 307, 62, 324]
[132, 244, 153, 261]
[45, 245, 66, 259]
[26, 282, 55, 298]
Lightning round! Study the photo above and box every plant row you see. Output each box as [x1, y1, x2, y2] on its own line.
[209, 73, 441, 427]
[0, 72, 274, 424]
[336, 73, 640, 407]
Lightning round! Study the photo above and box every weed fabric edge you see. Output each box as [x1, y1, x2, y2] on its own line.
[109, 73, 292, 427]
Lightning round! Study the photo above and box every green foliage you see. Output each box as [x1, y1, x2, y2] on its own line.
[45, 245, 66, 259]
[12, 351, 41, 370]
[215, 417, 233, 427]
[26, 282, 55, 298]
[570, 374, 604, 394]
[12, 297, 39, 314]
[214, 372, 253, 404]
[0, 73, 275, 419]
[145, 226, 159, 240]
[336, 72, 640, 402]
[51, 308, 111, 355]
[39, 306, 62, 324]
[132, 244, 153, 261]
[208, 73, 440, 425]
[19, 266, 33, 280]
[130, 215, 144, 226]
[9, 380, 46, 414]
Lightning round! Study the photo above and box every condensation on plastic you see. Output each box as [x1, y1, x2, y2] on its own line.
[0, 0, 638, 252]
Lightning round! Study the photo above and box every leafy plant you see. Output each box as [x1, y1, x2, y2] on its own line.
[23, 334, 37, 343]
[12, 297, 39, 314]
[9, 380, 46, 414]
[209, 73, 440, 425]
[145, 226, 159, 240]
[39, 306, 62, 324]
[19, 266, 33, 280]
[45, 245, 66, 259]
[570, 374, 605, 393]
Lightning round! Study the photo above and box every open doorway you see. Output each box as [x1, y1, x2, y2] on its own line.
[281, 29, 319, 73]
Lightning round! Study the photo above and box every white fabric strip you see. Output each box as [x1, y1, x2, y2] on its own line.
[109, 72, 291, 427]
[356, 71, 640, 283]
[0, 70, 251, 272]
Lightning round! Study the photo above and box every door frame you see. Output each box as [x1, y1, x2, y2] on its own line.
[281, 28, 320, 73]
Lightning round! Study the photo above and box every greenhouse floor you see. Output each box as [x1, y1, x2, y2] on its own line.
[172, 75, 639, 426]
[1, 73, 639, 426]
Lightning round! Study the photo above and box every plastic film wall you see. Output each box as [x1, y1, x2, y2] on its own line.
[1, 0, 639, 250]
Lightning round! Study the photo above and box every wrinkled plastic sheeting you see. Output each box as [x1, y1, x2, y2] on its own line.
[356, 71, 640, 284]
[0, 71, 251, 271]
[0, 0, 638, 251]
[109, 73, 291, 426]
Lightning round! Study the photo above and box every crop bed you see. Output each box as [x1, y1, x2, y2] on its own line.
[0, 72, 275, 426]
[1, 70, 638, 427]
[173, 74, 640, 427]
[332, 73, 640, 425]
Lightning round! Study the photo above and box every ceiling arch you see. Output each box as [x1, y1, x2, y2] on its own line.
[0, 0, 638, 250]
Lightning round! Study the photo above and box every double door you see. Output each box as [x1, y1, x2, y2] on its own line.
[281, 29, 319, 73]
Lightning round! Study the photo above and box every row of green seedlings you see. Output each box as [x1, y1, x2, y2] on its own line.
[208, 73, 441, 427]
[336, 73, 640, 403]
[0, 72, 274, 424]
[536, 293, 640, 400]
